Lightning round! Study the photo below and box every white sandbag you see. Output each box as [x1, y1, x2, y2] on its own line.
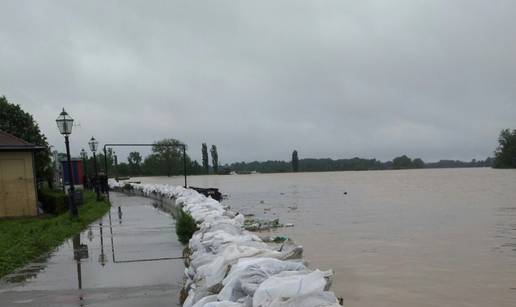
[218, 257, 307, 302]
[267, 291, 341, 307]
[191, 295, 219, 307]
[253, 270, 332, 307]
[183, 289, 196, 307]
[190, 294, 246, 307]
[194, 244, 284, 289]
[203, 302, 245, 307]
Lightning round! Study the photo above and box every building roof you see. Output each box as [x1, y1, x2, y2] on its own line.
[0, 130, 45, 151]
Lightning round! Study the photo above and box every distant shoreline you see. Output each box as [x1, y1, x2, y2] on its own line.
[115, 166, 496, 180]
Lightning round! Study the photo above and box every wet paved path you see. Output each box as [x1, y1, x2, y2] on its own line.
[0, 193, 184, 307]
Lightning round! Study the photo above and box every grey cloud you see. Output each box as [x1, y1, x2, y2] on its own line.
[1, 0, 515, 163]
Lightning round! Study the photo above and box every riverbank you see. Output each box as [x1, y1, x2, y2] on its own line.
[0, 191, 110, 278]
[111, 180, 343, 306]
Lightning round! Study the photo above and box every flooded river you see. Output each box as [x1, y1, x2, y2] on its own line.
[135, 168, 516, 307]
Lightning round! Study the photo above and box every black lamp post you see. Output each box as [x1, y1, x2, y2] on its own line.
[56, 108, 78, 218]
[88, 136, 101, 201]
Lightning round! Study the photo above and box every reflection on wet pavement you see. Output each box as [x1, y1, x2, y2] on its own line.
[0, 193, 185, 307]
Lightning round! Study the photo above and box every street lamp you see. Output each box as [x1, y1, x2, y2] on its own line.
[56, 108, 78, 218]
[88, 136, 101, 201]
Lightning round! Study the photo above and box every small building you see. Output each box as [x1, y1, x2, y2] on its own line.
[0, 130, 43, 217]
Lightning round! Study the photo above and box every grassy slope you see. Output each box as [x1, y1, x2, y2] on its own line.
[0, 191, 110, 278]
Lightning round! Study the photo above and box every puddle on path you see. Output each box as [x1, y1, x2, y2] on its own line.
[0, 193, 185, 307]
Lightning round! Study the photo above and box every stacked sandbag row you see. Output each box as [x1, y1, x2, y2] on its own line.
[108, 180, 342, 307]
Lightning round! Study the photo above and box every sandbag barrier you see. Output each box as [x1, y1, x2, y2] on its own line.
[109, 179, 343, 307]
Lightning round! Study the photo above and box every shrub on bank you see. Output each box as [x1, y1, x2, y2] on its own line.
[176, 210, 198, 244]
[38, 188, 68, 214]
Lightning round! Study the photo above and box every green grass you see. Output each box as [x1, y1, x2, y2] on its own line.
[0, 191, 110, 278]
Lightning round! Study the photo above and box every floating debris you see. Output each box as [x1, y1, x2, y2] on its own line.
[244, 217, 284, 231]
[261, 236, 289, 243]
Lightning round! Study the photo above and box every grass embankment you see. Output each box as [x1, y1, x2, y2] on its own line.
[0, 191, 110, 278]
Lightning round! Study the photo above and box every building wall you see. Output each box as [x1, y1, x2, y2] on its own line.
[0, 151, 38, 217]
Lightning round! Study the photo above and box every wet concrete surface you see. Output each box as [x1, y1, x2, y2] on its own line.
[0, 193, 185, 307]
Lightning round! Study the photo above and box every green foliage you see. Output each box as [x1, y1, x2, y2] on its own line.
[127, 151, 142, 175]
[210, 145, 219, 174]
[81, 139, 206, 178]
[412, 158, 425, 168]
[112, 158, 204, 177]
[0, 96, 51, 180]
[292, 150, 299, 172]
[37, 188, 68, 214]
[152, 138, 185, 176]
[190, 160, 204, 175]
[494, 129, 516, 168]
[227, 156, 492, 173]
[425, 158, 492, 168]
[0, 191, 110, 278]
[392, 155, 414, 169]
[273, 236, 288, 243]
[175, 210, 198, 244]
[202, 143, 209, 174]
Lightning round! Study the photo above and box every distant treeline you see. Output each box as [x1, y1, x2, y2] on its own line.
[224, 155, 494, 174]
[82, 128, 516, 178]
[83, 138, 214, 177]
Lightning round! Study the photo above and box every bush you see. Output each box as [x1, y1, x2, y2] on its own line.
[38, 188, 68, 215]
[176, 210, 198, 244]
[494, 128, 516, 168]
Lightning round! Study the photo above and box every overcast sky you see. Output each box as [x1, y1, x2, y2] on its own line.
[1, 0, 515, 163]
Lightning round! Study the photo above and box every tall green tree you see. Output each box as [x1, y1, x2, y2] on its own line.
[292, 150, 299, 172]
[210, 145, 219, 174]
[412, 158, 425, 169]
[127, 151, 142, 175]
[202, 143, 209, 174]
[152, 138, 185, 176]
[392, 155, 413, 169]
[0, 96, 51, 181]
[494, 129, 516, 168]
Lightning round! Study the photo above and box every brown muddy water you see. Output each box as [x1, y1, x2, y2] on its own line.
[135, 168, 516, 307]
